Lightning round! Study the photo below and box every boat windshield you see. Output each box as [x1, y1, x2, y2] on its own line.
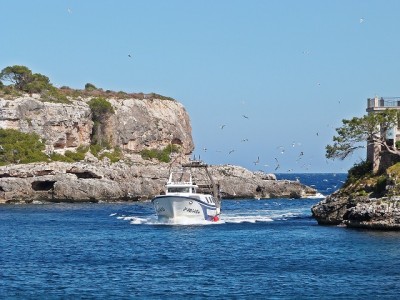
[168, 187, 191, 193]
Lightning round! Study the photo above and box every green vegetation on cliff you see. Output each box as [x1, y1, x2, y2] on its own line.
[0, 65, 69, 103]
[0, 129, 122, 166]
[335, 160, 400, 200]
[140, 145, 180, 163]
[0, 65, 175, 102]
[0, 129, 48, 165]
[88, 96, 115, 148]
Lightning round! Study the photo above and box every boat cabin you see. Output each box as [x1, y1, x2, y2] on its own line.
[167, 186, 196, 194]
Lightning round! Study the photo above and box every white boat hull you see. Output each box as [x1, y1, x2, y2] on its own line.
[152, 195, 218, 221]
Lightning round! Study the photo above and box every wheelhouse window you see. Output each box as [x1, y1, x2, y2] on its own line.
[168, 187, 190, 193]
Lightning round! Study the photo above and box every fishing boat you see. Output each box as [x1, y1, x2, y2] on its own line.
[151, 160, 221, 222]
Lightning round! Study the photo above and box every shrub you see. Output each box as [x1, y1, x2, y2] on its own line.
[141, 149, 159, 161]
[148, 93, 175, 101]
[64, 146, 88, 162]
[90, 144, 102, 157]
[40, 86, 71, 104]
[88, 97, 114, 121]
[25, 73, 51, 94]
[99, 146, 122, 163]
[344, 160, 373, 187]
[50, 152, 73, 162]
[374, 175, 387, 195]
[0, 85, 22, 99]
[0, 129, 48, 165]
[140, 144, 179, 163]
[85, 83, 97, 91]
[88, 97, 114, 147]
[49, 146, 89, 162]
[89, 144, 121, 163]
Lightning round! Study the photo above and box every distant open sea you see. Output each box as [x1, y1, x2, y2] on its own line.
[2, 173, 400, 299]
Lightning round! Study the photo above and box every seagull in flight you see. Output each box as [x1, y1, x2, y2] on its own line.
[220, 124, 226, 129]
[274, 158, 280, 171]
[228, 149, 235, 154]
[296, 152, 304, 162]
[277, 146, 285, 154]
[128, 54, 132, 58]
[242, 115, 249, 119]
[253, 156, 260, 165]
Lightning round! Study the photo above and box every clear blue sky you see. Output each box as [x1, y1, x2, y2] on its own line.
[2, 0, 399, 173]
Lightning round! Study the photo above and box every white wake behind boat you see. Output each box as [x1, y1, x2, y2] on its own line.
[151, 161, 221, 222]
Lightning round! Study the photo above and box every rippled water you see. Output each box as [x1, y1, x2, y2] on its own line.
[1, 174, 400, 299]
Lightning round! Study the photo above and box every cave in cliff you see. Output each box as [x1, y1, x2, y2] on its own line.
[32, 181, 56, 191]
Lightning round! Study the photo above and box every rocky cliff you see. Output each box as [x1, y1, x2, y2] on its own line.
[0, 93, 317, 203]
[0, 95, 194, 155]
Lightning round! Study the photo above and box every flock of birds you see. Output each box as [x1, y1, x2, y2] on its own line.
[196, 112, 319, 173]
[193, 17, 368, 173]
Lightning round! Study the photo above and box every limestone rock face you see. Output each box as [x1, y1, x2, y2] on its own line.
[0, 95, 194, 155]
[0, 162, 317, 204]
[0, 96, 92, 153]
[108, 98, 194, 154]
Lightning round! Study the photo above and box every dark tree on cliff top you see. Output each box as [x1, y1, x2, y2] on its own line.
[0, 65, 33, 90]
[326, 109, 400, 160]
[0, 65, 52, 93]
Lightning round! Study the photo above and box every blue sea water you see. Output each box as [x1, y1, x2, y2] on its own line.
[2, 173, 400, 299]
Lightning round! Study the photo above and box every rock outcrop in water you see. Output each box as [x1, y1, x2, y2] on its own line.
[312, 163, 400, 230]
[0, 93, 317, 203]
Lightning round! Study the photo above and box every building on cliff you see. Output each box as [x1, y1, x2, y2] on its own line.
[366, 96, 400, 173]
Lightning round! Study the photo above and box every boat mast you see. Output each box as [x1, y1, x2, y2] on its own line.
[182, 160, 221, 209]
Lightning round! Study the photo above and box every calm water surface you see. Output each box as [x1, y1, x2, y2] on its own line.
[1, 173, 400, 299]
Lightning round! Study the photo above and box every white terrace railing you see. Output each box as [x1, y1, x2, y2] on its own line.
[367, 97, 400, 109]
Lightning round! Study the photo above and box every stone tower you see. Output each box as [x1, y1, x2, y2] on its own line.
[366, 96, 400, 173]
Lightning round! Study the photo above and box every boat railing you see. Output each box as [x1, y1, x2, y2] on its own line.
[167, 181, 193, 185]
[170, 160, 221, 208]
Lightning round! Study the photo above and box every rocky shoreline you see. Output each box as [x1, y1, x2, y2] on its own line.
[0, 161, 317, 204]
[312, 187, 400, 230]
